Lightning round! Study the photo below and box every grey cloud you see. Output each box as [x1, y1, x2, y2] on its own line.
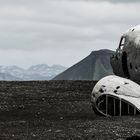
[0, 0, 139, 67]
[95, 0, 140, 3]
[63, 0, 140, 3]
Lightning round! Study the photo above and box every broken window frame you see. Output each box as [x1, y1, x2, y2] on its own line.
[119, 37, 126, 50]
[96, 94, 140, 117]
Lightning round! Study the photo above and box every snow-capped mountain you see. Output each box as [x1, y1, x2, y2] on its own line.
[28, 64, 66, 77]
[0, 64, 67, 81]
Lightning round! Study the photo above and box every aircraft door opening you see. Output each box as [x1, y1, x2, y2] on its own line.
[122, 52, 130, 78]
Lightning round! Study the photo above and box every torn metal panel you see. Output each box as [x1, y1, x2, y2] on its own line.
[111, 25, 140, 84]
[91, 75, 140, 116]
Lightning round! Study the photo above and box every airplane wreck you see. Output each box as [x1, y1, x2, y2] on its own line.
[91, 25, 140, 116]
[111, 25, 140, 84]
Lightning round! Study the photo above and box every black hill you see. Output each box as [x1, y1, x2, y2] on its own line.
[53, 49, 114, 80]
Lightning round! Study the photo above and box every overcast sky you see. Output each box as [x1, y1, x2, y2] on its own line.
[0, 0, 140, 68]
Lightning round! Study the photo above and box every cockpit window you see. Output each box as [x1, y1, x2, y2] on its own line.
[119, 37, 126, 50]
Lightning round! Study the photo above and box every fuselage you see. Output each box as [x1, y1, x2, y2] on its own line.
[111, 25, 140, 84]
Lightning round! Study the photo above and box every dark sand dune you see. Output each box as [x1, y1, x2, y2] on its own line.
[0, 81, 139, 139]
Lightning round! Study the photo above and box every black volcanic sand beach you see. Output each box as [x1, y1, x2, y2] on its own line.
[0, 81, 139, 139]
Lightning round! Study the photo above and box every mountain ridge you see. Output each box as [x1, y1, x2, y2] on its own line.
[0, 64, 67, 81]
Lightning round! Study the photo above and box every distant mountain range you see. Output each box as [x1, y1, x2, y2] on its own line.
[0, 64, 67, 81]
[53, 49, 114, 80]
